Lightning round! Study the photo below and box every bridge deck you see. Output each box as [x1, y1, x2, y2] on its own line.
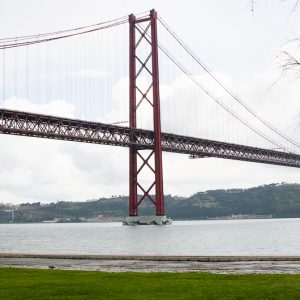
[1, 108, 300, 168]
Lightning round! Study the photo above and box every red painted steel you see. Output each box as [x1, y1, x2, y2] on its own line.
[128, 9, 165, 216]
[1, 108, 300, 168]
[129, 14, 138, 216]
[150, 10, 164, 216]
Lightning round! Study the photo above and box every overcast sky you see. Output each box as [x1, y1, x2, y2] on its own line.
[1, 0, 300, 204]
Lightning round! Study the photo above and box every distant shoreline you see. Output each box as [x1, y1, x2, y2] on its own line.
[1, 216, 300, 224]
[1, 253, 300, 261]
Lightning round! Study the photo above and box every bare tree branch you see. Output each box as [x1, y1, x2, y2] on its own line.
[270, 45, 300, 89]
[248, 0, 300, 13]
[248, 0, 257, 12]
[280, 50, 300, 73]
[292, 0, 300, 12]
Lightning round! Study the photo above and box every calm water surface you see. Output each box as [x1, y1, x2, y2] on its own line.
[0, 219, 300, 256]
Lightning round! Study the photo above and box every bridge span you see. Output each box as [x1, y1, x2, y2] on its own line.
[1, 9, 300, 220]
[1, 108, 300, 169]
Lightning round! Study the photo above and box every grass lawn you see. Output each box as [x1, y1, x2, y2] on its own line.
[0, 268, 300, 299]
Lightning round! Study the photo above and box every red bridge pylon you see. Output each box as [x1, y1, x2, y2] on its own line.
[129, 9, 164, 217]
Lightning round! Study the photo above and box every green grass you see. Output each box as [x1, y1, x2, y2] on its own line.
[0, 268, 300, 299]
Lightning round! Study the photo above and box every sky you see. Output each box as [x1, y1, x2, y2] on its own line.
[1, 0, 300, 204]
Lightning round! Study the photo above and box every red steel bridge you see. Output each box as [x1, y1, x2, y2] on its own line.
[1, 10, 300, 218]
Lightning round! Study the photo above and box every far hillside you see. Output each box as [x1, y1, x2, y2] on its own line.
[0, 183, 300, 223]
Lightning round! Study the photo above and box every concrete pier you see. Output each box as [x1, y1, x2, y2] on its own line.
[123, 215, 172, 225]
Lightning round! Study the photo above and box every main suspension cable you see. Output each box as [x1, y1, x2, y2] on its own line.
[0, 19, 128, 49]
[158, 15, 300, 150]
[0, 11, 153, 49]
[0, 11, 150, 50]
[157, 42, 289, 152]
[136, 22, 290, 152]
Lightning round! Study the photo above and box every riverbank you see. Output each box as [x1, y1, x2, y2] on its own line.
[1, 254, 300, 274]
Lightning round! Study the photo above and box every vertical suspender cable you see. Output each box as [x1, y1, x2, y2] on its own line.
[26, 45, 29, 101]
[14, 46, 17, 101]
[2, 48, 5, 107]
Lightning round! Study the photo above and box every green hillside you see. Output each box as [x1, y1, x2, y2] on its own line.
[1, 183, 300, 223]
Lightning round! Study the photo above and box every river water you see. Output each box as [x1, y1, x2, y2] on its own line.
[0, 218, 299, 256]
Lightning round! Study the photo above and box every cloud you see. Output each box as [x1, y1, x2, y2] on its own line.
[0, 133, 129, 204]
[3, 97, 75, 118]
[0, 98, 127, 204]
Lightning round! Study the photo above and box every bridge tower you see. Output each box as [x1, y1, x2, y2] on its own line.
[125, 9, 171, 225]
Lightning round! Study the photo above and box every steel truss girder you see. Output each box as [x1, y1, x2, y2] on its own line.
[1, 108, 300, 168]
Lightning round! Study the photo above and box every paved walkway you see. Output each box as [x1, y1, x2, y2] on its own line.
[0, 255, 300, 274]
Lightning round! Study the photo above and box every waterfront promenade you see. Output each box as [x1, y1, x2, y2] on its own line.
[1, 254, 300, 274]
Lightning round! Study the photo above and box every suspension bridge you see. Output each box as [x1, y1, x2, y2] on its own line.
[0, 10, 300, 224]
